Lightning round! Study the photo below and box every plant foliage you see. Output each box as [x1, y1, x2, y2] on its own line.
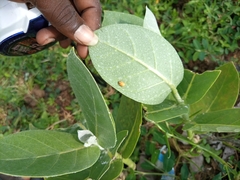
[0, 6, 240, 180]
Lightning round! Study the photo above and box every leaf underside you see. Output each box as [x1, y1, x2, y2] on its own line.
[89, 24, 183, 105]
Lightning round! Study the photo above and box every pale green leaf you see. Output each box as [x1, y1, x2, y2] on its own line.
[67, 49, 116, 149]
[184, 108, 240, 132]
[190, 62, 239, 115]
[102, 10, 143, 27]
[116, 96, 142, 158]
[89, 24, 184, 105]
[0, 130, 100, 177]
[177, 70, 221, 104]
[144, 100, 189, 123]
[143, 7, 161, 36]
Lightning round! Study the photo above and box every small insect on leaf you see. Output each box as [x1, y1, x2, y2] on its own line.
[118, 81, 125, 87]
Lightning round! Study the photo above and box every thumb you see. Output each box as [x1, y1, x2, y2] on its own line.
[31, 0, 98, 46]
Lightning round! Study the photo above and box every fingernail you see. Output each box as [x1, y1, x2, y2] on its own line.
[74, 25, 98, 46]
[42, 38, 55, 45]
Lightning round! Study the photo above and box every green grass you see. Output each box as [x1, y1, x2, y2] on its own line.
[101, 0, 240, 63]
[0, 45, 82, 134]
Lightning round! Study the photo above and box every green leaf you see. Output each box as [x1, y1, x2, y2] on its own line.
[180, 163, 189, 180]
[144, 100, 189, 123]
[199, 51, 205, 61]
[47, 171, 90, 180]
[140, 160, 155, 171]
[112, 130, 128, 155]
[48, 159, 123, 180]
[89, 24, 184, 105]
[184, 108, 240, 132]
[116, 96, 142, 158]
[47, 131, 127, 180]
[190, 62, 239, 115]
[88, 151, 112, 179]
[193, 51, 199, 61]
[193, 39, 201, 50]
[0, 130, 100, 177]
[152, 130, 166, 145]
[143, 7, 161, 36]
[102, 10, 143, 27]
[177, 70, 221, 104]
[101, 159, 123, 180]
[87, 131, 128, 179]
[163, 151, 175, 172]
[67, 49, 116, 149]
[47, 171, 89, 180]
[202, 39, 209, 50]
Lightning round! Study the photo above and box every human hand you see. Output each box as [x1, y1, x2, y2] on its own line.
[10, 0, 101, 59]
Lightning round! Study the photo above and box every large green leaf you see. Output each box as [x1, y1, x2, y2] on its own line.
[190, 62, 239, 115]
[47, 131, 128, 180]
[115, 96, 142, 158]
[67, 49, 116, 149]
[48, 158, 123, 180]
[144, 100, 189, 123]
[177, 70, 221, 104]
[184, 108, 240, 132]
[89, 24, 184, 105]
[102, 10, 143, 27]
[0, 130, 100, 177]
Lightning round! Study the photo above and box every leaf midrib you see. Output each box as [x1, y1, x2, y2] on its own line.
[100, 40, 175, 90]
[0, 141, 89, 161]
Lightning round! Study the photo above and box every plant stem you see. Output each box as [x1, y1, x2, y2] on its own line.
[171, 87, 196, 140]
[171, 87, 184, 104]
[169, 131, 230, 168]
[115, 153, 136, 170]
[134, 170, 167, 177]
[122, 158, 136, 170]
[187, 130, 194, 140]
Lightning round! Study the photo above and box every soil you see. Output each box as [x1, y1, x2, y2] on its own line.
[23, 80, 76, 128]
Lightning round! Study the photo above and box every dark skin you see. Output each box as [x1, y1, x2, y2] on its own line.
[10, 0, 102, 59]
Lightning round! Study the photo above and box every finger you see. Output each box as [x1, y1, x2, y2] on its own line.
[28, 0, 98, 46]
[73, 0, 102, 31]
[59, 38, 72, 49]
[36, 26, 67, 45]
[76, 44, 88, 59]
[73, 0, 102, 58]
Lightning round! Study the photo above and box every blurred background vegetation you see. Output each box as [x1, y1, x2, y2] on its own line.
[0, 0, 239, 179]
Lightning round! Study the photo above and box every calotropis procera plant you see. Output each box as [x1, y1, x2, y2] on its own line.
[0, 7, 240, 179]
